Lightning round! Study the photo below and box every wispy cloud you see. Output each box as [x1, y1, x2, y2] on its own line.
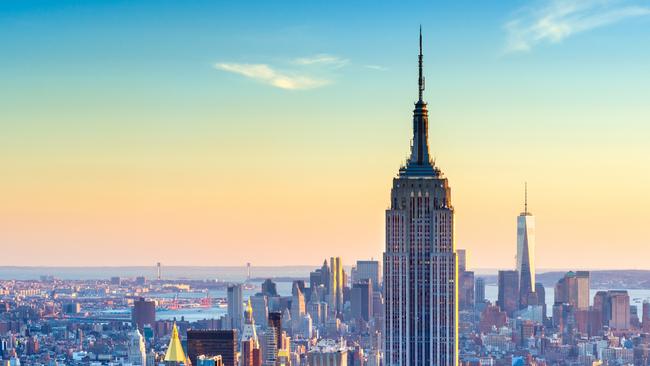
[214, 63, 330, 90]
[504, 0, 650, 53]
[364, 64, 388, 71]
[292, 54, 349, 68]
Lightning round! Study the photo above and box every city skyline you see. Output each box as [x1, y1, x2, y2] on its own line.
[2, 0, 650, 268]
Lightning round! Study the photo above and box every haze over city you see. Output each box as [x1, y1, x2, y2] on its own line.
[2, 0, 649, 269]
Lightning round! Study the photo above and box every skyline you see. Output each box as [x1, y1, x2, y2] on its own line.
[2, 0, 650, 268]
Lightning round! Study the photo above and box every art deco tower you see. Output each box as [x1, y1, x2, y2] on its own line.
[384, 29, 458, 366]
[516, 183, 535, 306]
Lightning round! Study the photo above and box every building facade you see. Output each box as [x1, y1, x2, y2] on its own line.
[384, 30, 458, 366]
[516, 186, 535, 307]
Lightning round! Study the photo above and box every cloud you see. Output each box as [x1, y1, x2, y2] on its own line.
[292, 54, 349, 68]
[364, 65, 388, 71]
[504, 0, 650, 53]
[214, 63, 330, 90]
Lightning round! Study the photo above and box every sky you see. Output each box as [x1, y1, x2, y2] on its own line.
[1, 0, 649, 269]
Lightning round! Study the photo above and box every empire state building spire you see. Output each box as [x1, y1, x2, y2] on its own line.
[399, 27, 437, 177]
[418, 25, 425, 102]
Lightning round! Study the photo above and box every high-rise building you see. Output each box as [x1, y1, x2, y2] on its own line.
[250, 294, 268, 328]
[384, 29, 457, 366]
[459, 270, 475, 310]
[606, 290, 630, 330]
[241, 300, 259, 348]
[268, 312, 282, 350]
[351, 280, 373, 322]
[290, 282, 306, 330]
[310, 260, 331, 295]
[475, 277, 486, 304]
[261, 279, 278, 297]
[128, 329, 147, 366]
[352, 260, 381, 291]
[259, 330, 277, 366]
[132, 297, 156, 333]
[497, 270, 519, 316]
[555, 271, 590, 310]
[227, 284, 243, 331]
[329, 257, 344, 316]
[457, 249, 466, 272]
[187, 330, 238, 366]
[516, 184, 535, 307]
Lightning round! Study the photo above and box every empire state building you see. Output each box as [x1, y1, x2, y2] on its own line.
[384, 30, 458, 366]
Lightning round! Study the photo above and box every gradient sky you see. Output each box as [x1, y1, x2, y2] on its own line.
[1, 0, 649, 269]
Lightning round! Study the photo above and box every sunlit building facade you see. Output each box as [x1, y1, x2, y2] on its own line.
[384, 30, 458, 366]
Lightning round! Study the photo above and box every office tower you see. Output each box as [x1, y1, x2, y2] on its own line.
[227, 284, 243, 331]
[156, 262, 162, 281]
[250, 294, 268, 328]
[259, 330, 277, 366]
[384, 29, 457, 366]
[241, 339, 260, 366]
[555, 271, 590, 310]
[351, 280, 373, 322]
[475, 277, 486, 304]
[268, 312, 282, 350]
[497, 270, 519, 316]
[535, 283, 546, 320]
[241, 300, 259, 347]
[641, 300, 650, 333]
[290, 282, 305, 330]
[352, 260, 381, 291]
[606, 290, 630, 330]
[164, 323, 188, 366]
[301, 313, 314, 338]
[136, 276, 146, 285]
[261, 279, 278, 297]
[516, 183, 536, 307]
[329, 257, 344, 316]
[246, 263, 251, 282]
[111, 276, 122, 285]
[457, 249, 466, 272]
[128, 329, 147, 366]
[310, 260, 331, 294]
[132, 297, 156, 332]
[187, 330, 238, 366]
[459, 270, 475, 310]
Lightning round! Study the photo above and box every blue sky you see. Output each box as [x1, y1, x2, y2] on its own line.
[1, 0, 650, 267]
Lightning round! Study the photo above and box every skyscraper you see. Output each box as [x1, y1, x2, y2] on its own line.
[606, 290, 630, 330]
[128, 329, 147, 366]
[516, 184, 535, 306]
[329, 257, 344, 316]
[227, 284, 243, 331]
[132, 297, 156, 333]
[555, 271, 590, 310]
[497, 270, 519, 317]
[250, 294, 269, 328]
[352, 260, 381, 291]
[384, 29, 457, 366]
[351, 280, 373, 322]
[475, 277, 486, 304]
[187, 330, 238, 366]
